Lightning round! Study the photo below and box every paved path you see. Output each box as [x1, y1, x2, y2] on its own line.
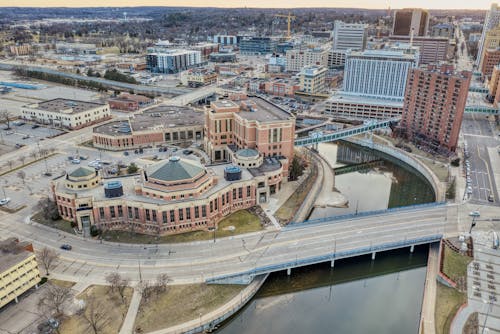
[120, 288, 142, 334]
[314, 151, 347, 209]
[420, 242, 439, 334]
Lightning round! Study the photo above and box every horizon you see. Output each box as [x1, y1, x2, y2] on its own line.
[0, 0, 494, 10]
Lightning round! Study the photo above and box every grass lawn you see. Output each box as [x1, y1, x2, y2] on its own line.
[59, 285, 133, 334]
[49, 279, 76, 289]
[134, 284, 243, 333]
[102, 209, 262, 244]
[275, 164, 318, 224]
[435, 282, 467, 334]
[31, 211, 75, 234]
[442, 244, 472, 283]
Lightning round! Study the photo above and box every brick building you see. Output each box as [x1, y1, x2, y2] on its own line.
[480, 49, 500, 78]
[108, 93, 154, 112]
[397, 65, 471, 153]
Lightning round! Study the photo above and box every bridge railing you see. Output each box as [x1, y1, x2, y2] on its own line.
[206, 234, 443, 284]
[285, 201, 446, 229]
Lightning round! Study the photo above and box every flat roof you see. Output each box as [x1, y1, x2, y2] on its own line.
[327, 93, 404, 107]
[0, 239, 33, 273]
[94, 105, 204, 136]
[31, 98, 105, 114]
[238, 97, 294, 122]
[57, 161, 254, 205]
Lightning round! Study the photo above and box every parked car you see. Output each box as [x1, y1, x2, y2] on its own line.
[71, 159, 80, 164]
[31, 124, 40, 129]
[22, 135, 30, 139]
[123, 151, 129, 156]
[0, 198, 11, 205]
[79, 155, 89, 160]
[60, 244, 72, 251]
[488, 194, 494, 202]
[182, 149, 193, 155]
[469, 211, 480, 217]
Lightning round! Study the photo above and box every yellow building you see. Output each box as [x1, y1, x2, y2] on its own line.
[0, 238, 41, 308]
[299, 66, 328, 94]
[479, 24, 500, 71]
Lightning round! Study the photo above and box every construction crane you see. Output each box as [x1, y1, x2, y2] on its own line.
[275, 12, 296, 39]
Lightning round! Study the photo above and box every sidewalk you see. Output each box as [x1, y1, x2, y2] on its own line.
[119, 288, 142, 334]
[419, 242, 439, 334]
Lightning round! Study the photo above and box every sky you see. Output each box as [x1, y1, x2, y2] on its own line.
[0, 0, 494, 9]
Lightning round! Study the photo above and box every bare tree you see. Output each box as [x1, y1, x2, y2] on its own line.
[48, 147, 56, 154]
[39, 148, 49, 157]
[138, 281, 153, 303]
[38, 283, 73, 316]
[154, 273, 170, 294]
[38, 247, 59, 276]
[29, 150, 38, 160]
[105, 272, 130, 303]
[1, 110, 12, 129]
[18, 155, 26, 165]
[17, 170, 26, 185]
[36, 197, 61, 221]
[6, 160, 14, 170]
[80, 295, 110, 334]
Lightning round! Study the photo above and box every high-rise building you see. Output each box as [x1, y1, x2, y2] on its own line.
[239, 37, 278, 55]
[478, 24, 500, 72]
[343, 47, 419, 101]
[393, 8, 430, 36]
[146, 49, 203, 74]
[389, 36, 449, 64]
[431, 23, 455, 39]
[487, 65, 500, 106]
[299, 66, 328, 94]
[285, 47, 328, 72]
[213, 35, 238, 46]
[332, 20, 368, 51]
[398, 65, 471, 153]
[476, 3, 500, 67]
[481, 48, 500, 78]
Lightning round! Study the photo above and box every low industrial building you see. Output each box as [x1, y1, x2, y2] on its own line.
[108, 93, 155, 112]
[93, 105, 204, 150]
[21, 98, 111, 130]
[0, 238, 41, 309]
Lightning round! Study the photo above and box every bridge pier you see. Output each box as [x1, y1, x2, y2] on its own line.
[371, 252, 376, 260]
[331, 259, 335, 268]
[410, 245, 415, 253]
[287, 268, 291, 276]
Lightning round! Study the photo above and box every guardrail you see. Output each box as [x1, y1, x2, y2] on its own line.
[207, 234, 442, 284]
[285, 201, 447, 229]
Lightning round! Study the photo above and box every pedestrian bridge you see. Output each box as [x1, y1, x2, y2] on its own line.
[294, 118, 400, 147]
[464, 105, 499, 114]
[207, 202, 447, 285]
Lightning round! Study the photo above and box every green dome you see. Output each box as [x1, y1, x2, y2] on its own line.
[148, 156, 205, 182]
[69, 167, 95, 178]
[236, 148, 259, 158]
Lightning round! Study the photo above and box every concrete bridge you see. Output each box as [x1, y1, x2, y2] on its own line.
[207, 203, 448, 284]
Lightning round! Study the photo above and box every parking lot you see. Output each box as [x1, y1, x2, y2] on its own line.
[1, 122, 66, 148]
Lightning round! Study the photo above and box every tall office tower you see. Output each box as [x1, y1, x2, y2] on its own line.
[332, 20, 368, 51]
[478, 23, 500, 73]
[477, 3, 500, 67]
[393, 8, 430, 36]
[398, 65, 471, 153]
[343, 47, 419, 101]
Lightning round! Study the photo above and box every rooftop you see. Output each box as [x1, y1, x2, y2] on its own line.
[69, 166, 96, 178]
[147, 156, 205, 182]
[327, 93, 404, 107]
[212, 97, 293, 123]
[30, 98, 105, 114]
[0, 238, 33, 273]
[94, 105, 204, 136]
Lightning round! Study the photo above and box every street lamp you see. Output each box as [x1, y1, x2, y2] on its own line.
[469, 216, 477, 234]
[481, 299, 493, 334]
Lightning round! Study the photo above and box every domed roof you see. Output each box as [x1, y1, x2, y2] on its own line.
[236, 148, 259, 158]
[69, 167, 95, 178]
[147, 156, 205, 182]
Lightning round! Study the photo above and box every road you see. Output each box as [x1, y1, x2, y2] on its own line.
[0, 205, 451, 284]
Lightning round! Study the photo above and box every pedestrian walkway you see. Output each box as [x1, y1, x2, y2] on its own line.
[419, 243, 439, 334]
[119, 288, 142, 334]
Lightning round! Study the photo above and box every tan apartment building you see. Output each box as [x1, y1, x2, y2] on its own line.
[286, 47, 328, 72]
[0, 238, 41, 309]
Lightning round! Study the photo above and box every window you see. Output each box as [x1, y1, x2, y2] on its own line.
[210, 201, 213, 213]
[170, 210, 175, 223]
[247, 186, 251, 197]
[145, 209, 151, 221]
[134, 207, 139, 220]
[186, 208, 191, 220]
[152, 210, 157, 222]
[99, 207, 105, 219]
[128, 206, 133, 218]
[202, 205, 207, 217]
[162, 211, 167, 224]
[118, 206, 123, 217]
[178, 208, 184, 221]
[238, 187, 243, 198]
[110, 206, 116, 218]
[233, 189, 237, 200]
[194, 206, 200, 219]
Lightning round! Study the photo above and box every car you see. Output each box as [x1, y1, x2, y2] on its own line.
[488, 194, 494, 202]
[22, 135, 30, 139]
[79, 155, 88, 160]
[15, 143, 24, 148]
[5, 131, 14, 135]
[139, 148, 144, 154]
[68, 156, 74, 161]
[31, 124, 40, 129]
[71, 159, 80, 164]
[182, 149, 193, 155]
[123, 151, 129, 156]
[134, 149, 139, 154]
[0, 198, 11, 206]
[469, 211, 480, 217]
[60, 244, 72, 251]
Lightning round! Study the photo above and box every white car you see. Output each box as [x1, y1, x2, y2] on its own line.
[71, 159, 80, 164]
[469, 211, 480, 217]
[0, 198, 11, 205]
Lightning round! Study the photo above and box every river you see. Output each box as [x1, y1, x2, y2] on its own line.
[216, 141, 435, 334]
